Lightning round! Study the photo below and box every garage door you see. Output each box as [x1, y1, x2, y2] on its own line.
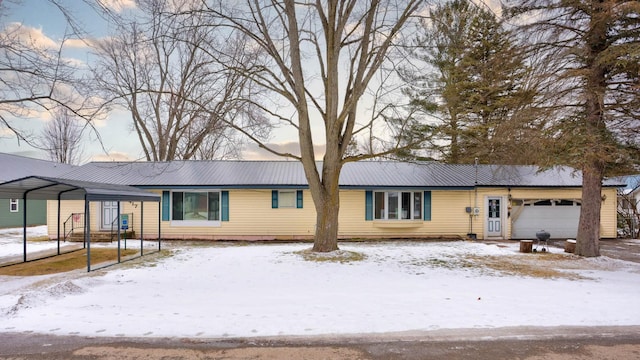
[511, 200, 580, 239]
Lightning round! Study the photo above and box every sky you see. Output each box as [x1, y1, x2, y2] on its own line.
[1, 0, 142, 162]
[0, 0, 299, 162]
[0, 0, 504, 164]
[1, 227, 640, 338]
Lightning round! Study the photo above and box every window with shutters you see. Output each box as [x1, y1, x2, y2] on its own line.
[169, 190, 224, 226]
[374, 191, 422, 220]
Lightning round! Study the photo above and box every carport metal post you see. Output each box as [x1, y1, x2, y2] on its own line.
[158, 203, 161, 251]
[22, 183, 58, 262]
[57, 187, 79, 255]
[22, 192, 27, 262]
[57, 196, 61, 255]
[117, 202, 121, 263]
[85, 195, 91, 272]
[140, 202, 144, 256]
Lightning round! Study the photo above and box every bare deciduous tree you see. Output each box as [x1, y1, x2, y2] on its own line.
[92, 0, 266, 161]
[0, 1, 101, 148]
[200, 0, 424, 251]
[40, 107, 84, 164]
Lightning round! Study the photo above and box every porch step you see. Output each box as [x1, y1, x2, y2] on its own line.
[66, 231, 137, 243]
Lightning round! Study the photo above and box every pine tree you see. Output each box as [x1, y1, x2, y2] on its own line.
[402, 0, 537, 164]
[506, 0, 640, 256]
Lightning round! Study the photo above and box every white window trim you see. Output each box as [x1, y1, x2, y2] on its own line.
[170, 190, 221, 227]
[374, 191, 422, 221]
[9, 199, 18, 213]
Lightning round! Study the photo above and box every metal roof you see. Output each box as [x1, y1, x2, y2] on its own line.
[0, 153, 77, 182]
[57, 160, 625, 189]
[0, 176, 161, 202]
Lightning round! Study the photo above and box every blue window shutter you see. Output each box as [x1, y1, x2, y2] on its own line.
[296, 190, 303, 208]
[161, 191, 170, 221]
[221, 191, 229, 221]
[365, 191, 373, 221]
[423, 191, 432, 221]
[272, 190, 278, 208]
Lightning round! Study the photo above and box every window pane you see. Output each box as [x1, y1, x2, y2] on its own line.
[172, 192, 183, 220]
[413, 192, 422, 219]
[279, 190, 296, 208]
[208, 192, 220, 220]
[374, 192, 385, 219]
[401, 192, 411, 219]
[184, 192, 208, 220]
[388, 192, 399, 219]
[10, 199, 18, 212]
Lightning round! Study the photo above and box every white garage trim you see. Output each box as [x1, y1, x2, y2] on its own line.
[511, 199, 581, 239]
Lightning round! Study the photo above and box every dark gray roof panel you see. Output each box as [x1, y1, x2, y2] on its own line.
[58, 160, 624, 188]
[0, 153, 77, 182]
[60, 161, 310, 187]
[0, 176, 161, 201]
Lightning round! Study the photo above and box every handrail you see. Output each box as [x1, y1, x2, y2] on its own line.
[63, 213, 84, 242]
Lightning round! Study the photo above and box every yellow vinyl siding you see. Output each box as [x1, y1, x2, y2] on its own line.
[155, 190, 315, 240]
[600, 187, 618, 238]
[46, 187, 619, 241]
[338, 190, 475, 239]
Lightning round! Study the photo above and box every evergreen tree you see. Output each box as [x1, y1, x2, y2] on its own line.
[506, 0, 640, 256]
[402, 0, 537, 164]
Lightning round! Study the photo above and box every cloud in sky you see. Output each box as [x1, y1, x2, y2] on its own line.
[243, 141, 326, 160]
[90, 151, 134, 162]
[2, 22, 57, 49]
[97, 0, 137, 13]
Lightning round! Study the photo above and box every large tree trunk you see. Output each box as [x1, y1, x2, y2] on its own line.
[312, 188, 341, 252]
[575, 160, 604, 257]
[310, 151, 342, 252]
[575, 0, 608, 257]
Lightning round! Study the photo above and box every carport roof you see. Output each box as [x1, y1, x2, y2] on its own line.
[0, 176, 160, 202]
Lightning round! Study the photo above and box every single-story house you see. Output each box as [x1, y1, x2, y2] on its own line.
[0, 153, 76, 228]
[45, 160, 622, 241]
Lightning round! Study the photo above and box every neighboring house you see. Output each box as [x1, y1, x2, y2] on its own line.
[47, 160, 623, 241]
[0, 153, 76, 228]
[615, 174, 640, 238]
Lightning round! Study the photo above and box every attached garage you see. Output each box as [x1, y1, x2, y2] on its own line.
[511, 199, 581, 239]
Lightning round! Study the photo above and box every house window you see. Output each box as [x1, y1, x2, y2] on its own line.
[272, 190, 303, 209]
[171, 191, 220, 222]
[9, 199, 18, 213]
[374, 191, 422, 220]
[279, 190, 296, 208]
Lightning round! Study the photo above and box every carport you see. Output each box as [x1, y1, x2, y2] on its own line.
[0, 176, 161, 271]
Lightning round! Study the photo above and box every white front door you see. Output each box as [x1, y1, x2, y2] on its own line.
[101, 201, 119, 230]
[486, 197, 503, 238]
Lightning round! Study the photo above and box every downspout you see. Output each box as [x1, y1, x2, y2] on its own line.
[470, 157, 478, 239]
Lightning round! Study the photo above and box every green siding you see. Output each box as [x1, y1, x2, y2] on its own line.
[0, 199, 47, 228]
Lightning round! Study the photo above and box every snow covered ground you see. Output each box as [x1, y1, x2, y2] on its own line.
[1, 227, 639, 339]
[0, 226, 54, 258]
